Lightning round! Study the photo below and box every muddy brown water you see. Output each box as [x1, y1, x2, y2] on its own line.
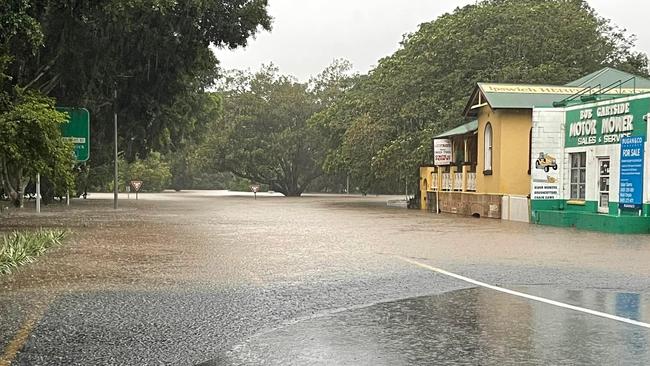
[2, 190, 650, 296]
[2, 191, 650, 365]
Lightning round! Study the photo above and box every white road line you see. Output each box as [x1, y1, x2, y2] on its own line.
[398, 256, 650, 329]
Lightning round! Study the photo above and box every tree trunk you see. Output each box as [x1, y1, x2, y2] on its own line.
[285, 181, 303, 197]
[1, 157, 21, 207]
[16, 167, 26, 208]
[285, 190, 302, 197]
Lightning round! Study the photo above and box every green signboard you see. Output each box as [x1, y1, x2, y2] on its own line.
[57, 108, 90, 162]
[565, 97, 649, 148]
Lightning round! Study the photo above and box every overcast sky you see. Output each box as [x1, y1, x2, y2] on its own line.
[214, 0, 650, 81]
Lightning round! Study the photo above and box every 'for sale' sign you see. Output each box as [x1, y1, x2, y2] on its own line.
[619, 136, 644, 209]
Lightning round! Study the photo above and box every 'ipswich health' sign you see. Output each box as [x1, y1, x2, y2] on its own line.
[619, 136, 644, 209]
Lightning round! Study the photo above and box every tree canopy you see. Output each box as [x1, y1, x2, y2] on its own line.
[18, 0, 271, 164]
[202, 67, 321, 196]
[313, 0, 650, 193]
[0, 1, 74, 206]
[1, 0, 272, 198]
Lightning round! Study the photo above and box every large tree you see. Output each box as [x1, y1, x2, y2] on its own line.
[8, 0, 271, 169]
[0, 0, 75, 206]
[314, 0, 650, 193]
[202, 66, 332, 196]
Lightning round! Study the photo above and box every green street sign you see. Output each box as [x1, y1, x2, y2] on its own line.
[57, 107, 90, 162]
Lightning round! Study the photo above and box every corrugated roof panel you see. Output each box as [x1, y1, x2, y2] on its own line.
[435, 120, 478, 138]
[463, 68, 650, 117]
[566, 67, 650, 89]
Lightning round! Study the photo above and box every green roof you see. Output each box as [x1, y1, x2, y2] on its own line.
[435, 120, 478, 138]
[463, 68, 650, 117]
[566, 67, 650, 88]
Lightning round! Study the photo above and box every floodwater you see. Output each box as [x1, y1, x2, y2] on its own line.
[1, 191, 650, 365]
[222, 287, 650, 366]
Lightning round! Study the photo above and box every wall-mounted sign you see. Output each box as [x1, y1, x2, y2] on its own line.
[619, 136, 644, 209]
[482, 84, 650, 95]
[565, 98, 649, 148]
[433, 139, 452, 166]
[531, 152, 559, 199]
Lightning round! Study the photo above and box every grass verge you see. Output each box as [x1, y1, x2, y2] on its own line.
[0, 229, 67, 275]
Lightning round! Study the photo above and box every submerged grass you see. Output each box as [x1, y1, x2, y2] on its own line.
[0, 229, 67, 275]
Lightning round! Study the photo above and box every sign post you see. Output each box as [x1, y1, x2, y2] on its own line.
[433, 139, 452, 214]
[251, 184, 260, 200]
[36, 173, 41, 213]
[619, 136, 644, 213]
[130, 180, 143, 200]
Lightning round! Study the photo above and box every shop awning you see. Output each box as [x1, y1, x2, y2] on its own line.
[435, 120, 478, 138]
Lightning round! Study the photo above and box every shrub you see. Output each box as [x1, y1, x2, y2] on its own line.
[0, 229, 67, 275]
[126, 151, 172, 192]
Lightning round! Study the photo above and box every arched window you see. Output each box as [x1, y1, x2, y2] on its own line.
[484, 122, 493, 174]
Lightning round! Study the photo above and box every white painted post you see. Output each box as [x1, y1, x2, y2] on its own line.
[36, 173, 41, 213]
[66, 189, 70, 206]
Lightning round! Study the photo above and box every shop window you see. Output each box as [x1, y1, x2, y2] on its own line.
[570, 152, 586, 200]
[484, 122, 493, 174]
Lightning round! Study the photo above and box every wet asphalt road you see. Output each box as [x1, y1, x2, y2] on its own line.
[2, 191, 650, 365]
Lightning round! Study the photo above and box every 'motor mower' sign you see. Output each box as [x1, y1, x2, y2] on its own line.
[565, 98, 648, 148]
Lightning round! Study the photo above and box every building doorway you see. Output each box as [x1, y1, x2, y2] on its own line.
[598, 157, 610, 213]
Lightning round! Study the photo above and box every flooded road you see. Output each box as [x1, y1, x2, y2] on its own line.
[225, 287, 650, 366]
[1, 191, 650, 365]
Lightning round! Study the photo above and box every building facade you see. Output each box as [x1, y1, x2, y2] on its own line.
[530, 94, 650, 233]
[420, 67, 650, 227]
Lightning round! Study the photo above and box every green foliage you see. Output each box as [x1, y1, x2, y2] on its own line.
[0, 1, 76, 205]
[86, 151, 171, 193]
[6, 0, 270, 172]
[315, 0, 650, 193]
[125, 151, 172, 192]
[198, 61, 357, 196]
[0, 229, 66, 275]
[202, 66, 322, 196]
[164, 93, 222, 190]
[0, 89, 75, 206]
[0, 0, 268, 199]
[0, 0, 43, 80]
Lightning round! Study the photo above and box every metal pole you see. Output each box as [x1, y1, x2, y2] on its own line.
[405, 178, 408, 200]
[114, 87, 118, 209]
[66, 189, 70, 206]
[36, 173, 41, 213]
[346, 174, 350, 194]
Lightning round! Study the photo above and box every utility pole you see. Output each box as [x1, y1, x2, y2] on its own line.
[113, 86, 118, 210]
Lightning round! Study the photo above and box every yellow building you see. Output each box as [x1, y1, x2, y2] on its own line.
[420, 68, 650, 222]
